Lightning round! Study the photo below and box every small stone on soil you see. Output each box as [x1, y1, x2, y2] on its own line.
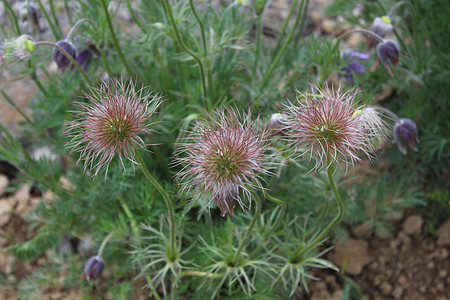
[436, 219, 450, 246]
[402, 215, 423, 236]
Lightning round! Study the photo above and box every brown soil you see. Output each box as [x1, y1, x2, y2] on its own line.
[1, 176, 449, 299]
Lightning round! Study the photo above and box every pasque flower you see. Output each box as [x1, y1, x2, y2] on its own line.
[394, 118, 419, 155]
[284, 84, 389, 170]
[81, 256, 104, 281]
[175, 108, 275, 216]
[52, 40, 76, 73]
[339, 49, 371, 85]
[65, 78, 162, 177]
[372, 39, 406, 77]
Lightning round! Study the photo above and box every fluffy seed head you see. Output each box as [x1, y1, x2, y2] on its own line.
[1, 35, 34, 66]
[284, 84, 388, 171]
[174, 107, 275, 216]
[65, 78, 162, 178]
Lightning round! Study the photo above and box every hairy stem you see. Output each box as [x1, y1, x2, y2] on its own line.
[35, 41, 91, 84]
[300, 158, 344, 256]
[125, 0, 147, 32]
[2, 0, 20, 35]
[0, 90, 33, 125]
[135, 151, 176, 260]
[48, 0, 63, 38]
[162, 0, 210, 109]
[253, 0, 307, 106]
[99, 0, 133, 77]
[36, 0, 62, 40]
[272, 0, 299, 58]
[66, 18, 90, 40]
[97, 232, 115, 258]
[252, 13, 263, 77]
[233, 191, 262, 263]
[249, 191, 285, 258]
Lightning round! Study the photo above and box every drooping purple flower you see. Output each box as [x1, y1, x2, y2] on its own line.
[75, 49, 93, 72]
[81, 256, 104, 281]
[339, 49, 371, 85]
[394, 118, 419, 155]
[372, 39, 405, 77]
[174, 107, 276, 216]
[52, 40, 76, 73]
[65, 78, 162, 178]
[368, 16, 393, 48]
[72, 41, 100, 72]
[284, 84, 389, 171]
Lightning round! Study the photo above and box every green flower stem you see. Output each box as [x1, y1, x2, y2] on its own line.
[328, 28, 384, 60]
[97, 232, 115, 258]
[188, 0, 214, 103]
[249, 191, 286, 258]
[66, 18, 91, 41]
[99, 47, 112, 76]
[396, 2, 423, 73]
[272, 0, 299, 59]
[293, 0, 310, 47]
[0, 89, 33, 125]
[252, 13, 264, 77]
[253, 0, 307, 106]
[135, 151, 176, 259]
[374, 106, 401, 123]
[146, 275, 163, 300]
[340, 28, 384, 44]
[48, 0, 63, 38]
[2, 0, 20, 35]
[161, 0, 210, 109]
[313, 195, 330, 228]
[125, 0, 147, 33]
[181, 270, 224, 278]
[36, 0, 62, 40]
[300, 158, 344, 256]
[233, 191, 262, 264]
[189, 0, 207, 55]
[34, 41, 91, 85]
[120, 201, 140, 239]
[99, 0, 133, 78]
[64, 2, 74, 24]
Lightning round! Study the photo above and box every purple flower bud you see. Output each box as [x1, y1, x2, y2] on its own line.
[376, 39, 402, 77]
[81, 256, 104, 281]
[347, 61, 366, 74]
[52, 40, 76, 74]
[75, 49, 93, 72]
[394, 119, 419, 155]
[368, 16, 394, 48]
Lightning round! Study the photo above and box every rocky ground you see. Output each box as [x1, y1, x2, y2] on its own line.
[1, 1, 449, 299]
[1, 174, 449, 299]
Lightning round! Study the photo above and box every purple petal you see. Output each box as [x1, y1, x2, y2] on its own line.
[342, 49, 371, 60]
[348, 61, 366, 74]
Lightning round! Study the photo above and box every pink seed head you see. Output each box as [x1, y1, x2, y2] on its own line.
[65, 78, 162, 178]
[175, 107, 276, 216]
[284, 84, 388, 171]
